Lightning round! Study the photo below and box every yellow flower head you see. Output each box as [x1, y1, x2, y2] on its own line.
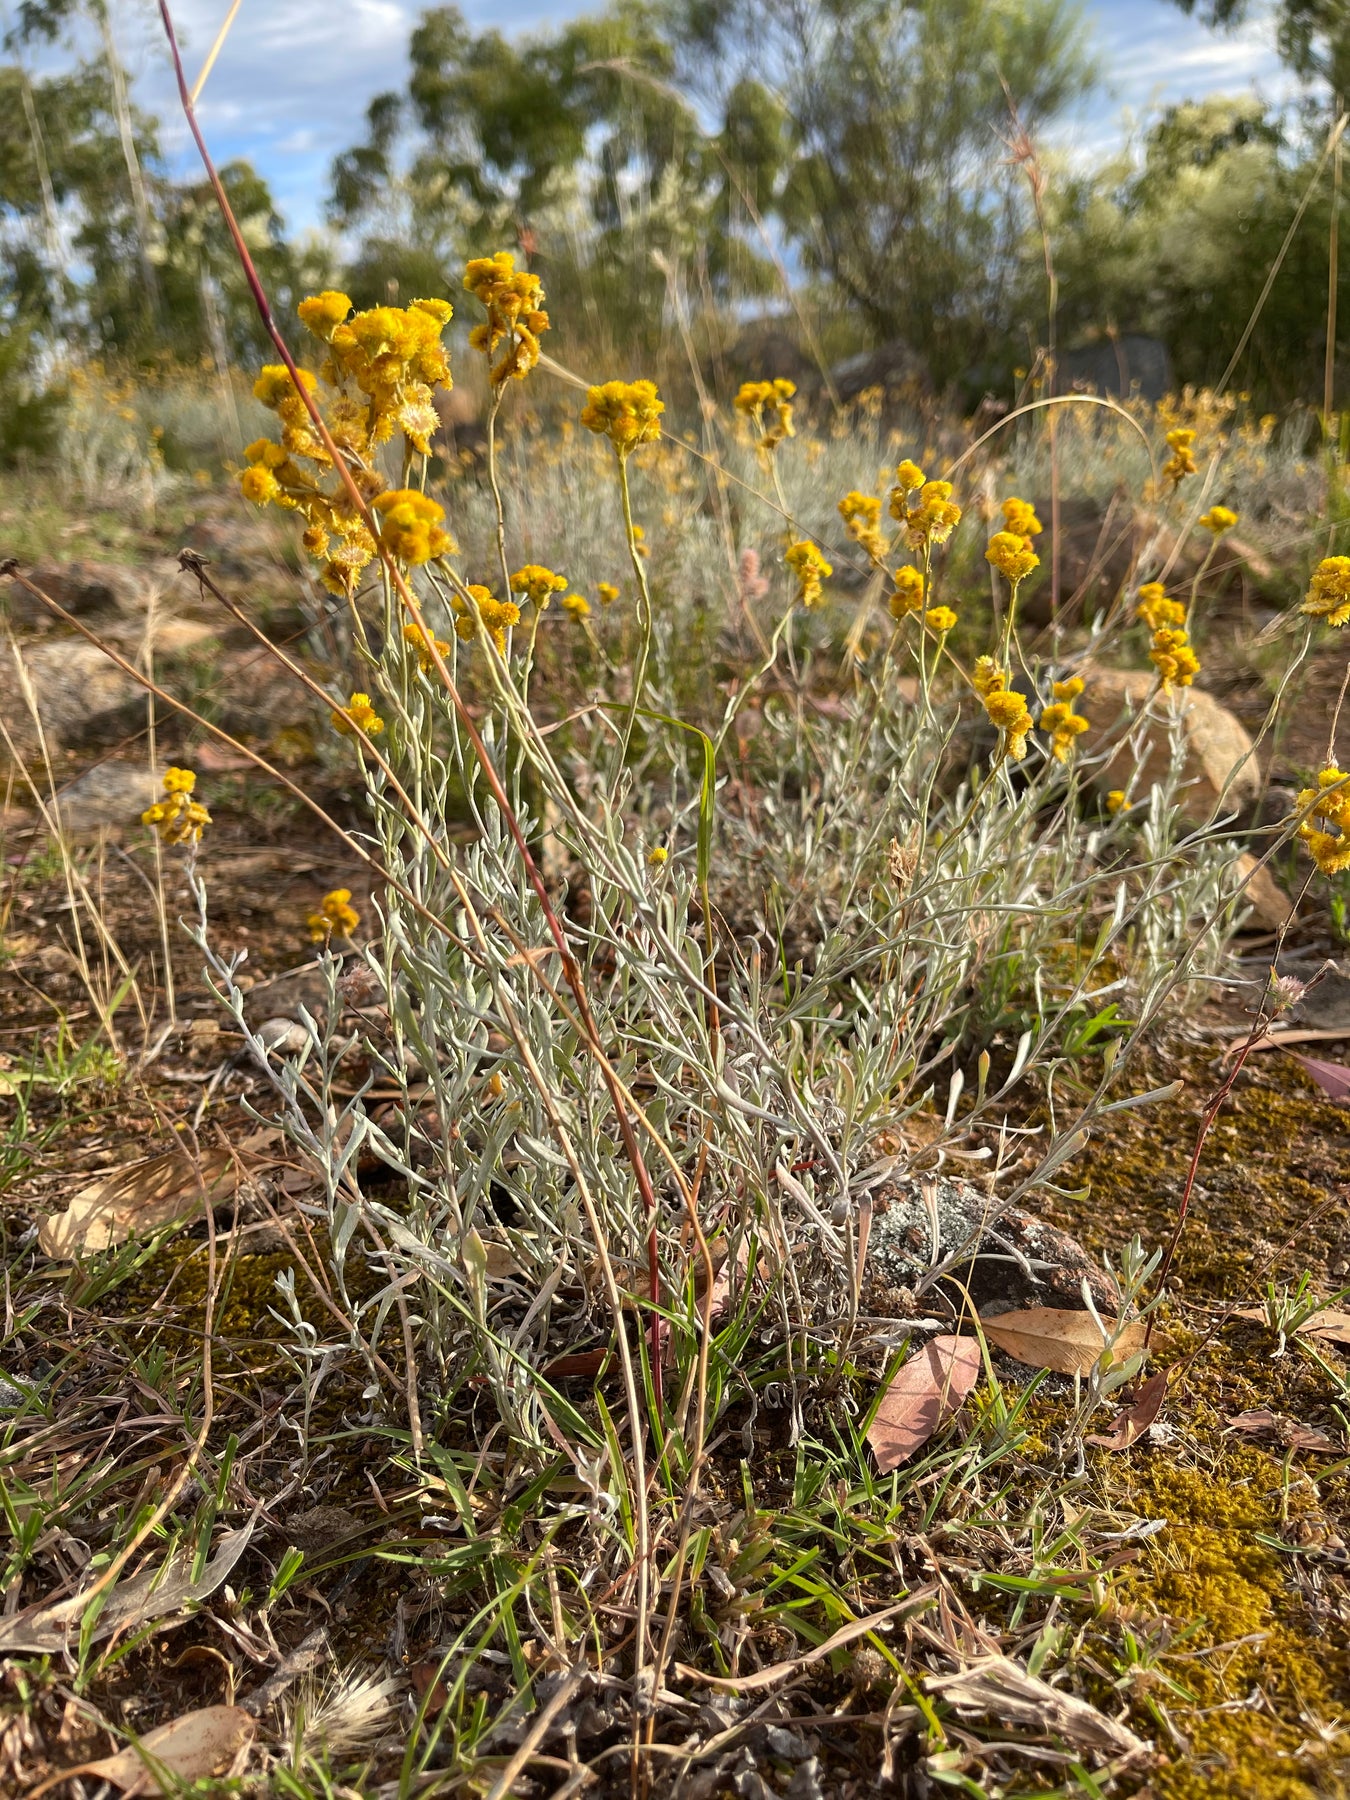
[986, 530, 1040, 585]
[983, 687, 1034, 761]
[561, 592, 591, 620]
[332, 692, 385, 738]
[1163, 426, 1198, 485]
[1199, 504, 1237, 534]
[1135, 582, 1186, 631]
[1150, 625, 1201, 690]
[735, 378, 796, 452]
[580, 379, 665, 455]
[1296, 767, 1350, 873]
[889, 565, 925, 620]
[894, 459, 926, 495]
[785, 539, 832, 608]
[239, 464, 280, 506]
[453, 584, 520, 653]
[1039, 678, 1090, 762]
[402, 620, 452, 674]
[372, 488, 454, 565]
[838, 490, 889, 562]
[297, 290, 353, 341]
[1303, 556, 1350, 628]
[647, 844, 668, 866]
[463, 251, 549, 384]
[895, 480, 962, 551]
[598, 582, 620, 606]
[1106, 789, 1128, 815]
[1001, 496, 1043, 543]
[925, 605, 957, 633]
[253, 364, 318, 412]
[973, 655, 1007, 699]
[142, 767, 209, 847]
[510, 563, 568, 608]
[308, 887, 360, 943]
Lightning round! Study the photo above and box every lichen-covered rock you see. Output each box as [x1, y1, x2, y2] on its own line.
[868, 1174, 1120, 1317]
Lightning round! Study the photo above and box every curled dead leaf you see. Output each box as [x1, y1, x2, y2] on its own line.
[1085, 1369, 1169, 1451]
[82, 1705, 254, 1796]
[926, 1656, 1148, 1765]
[980, 1306, 1145, 1376]
[1227, 1408, 1337, 1452]
[867, 1334, 982, 1472]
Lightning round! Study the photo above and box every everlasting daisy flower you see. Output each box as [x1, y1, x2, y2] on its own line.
[1295, 767, 1350, 873]
[986, 530, 1039, 585]
[1106, 789, 1128, 815]
[580, 379, 664, 455]
[1163, 427, 1197, 485]
[1001, 496, 1043, 544]
[838, 490, 889, 562]
[510, 564, 568, 608]
[1039, 676, 1089, 762]
[893, 479, 962, 552]
[331, 692, 385, 737]
[463, 252, 549, 384]
[141, 766, 210, 846]
[735, 378, 796, 452]
[1303, 557, 1350, 628]
[598, 582, 620, 606]
[893, 459, 926, 494]
[889, 565, 925, 620]
[1150, 625, 1200, 690]
[1135, 582, 1186, 630]
[561, 592, 591, 620]
[403, 620, 452, 674]
[984, 687, 1035, 761]
[308, 887, 360, 942]
[454, 585, 520, 652]
[785, 539, 832, 608]
[925, 605, 957, 633]
[1199, 504, 1237, 534]
[373, 489, 454, 565]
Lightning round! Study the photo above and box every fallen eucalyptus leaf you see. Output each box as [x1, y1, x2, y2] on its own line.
[867, 1335, 981, 1472]
[1227, 1408, 1337, 1452]
[0, 1519, 255, 1654]
[39, 1147, 242, 1257]
[981, 1306, 1145, 1375]
[83, 1705, 254, 1795]
[1293, 1054, 1350, 1102]
[926, 1656, 1147, 1763]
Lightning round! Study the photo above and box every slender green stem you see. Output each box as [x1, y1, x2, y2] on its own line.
[617, 453, 654, 760]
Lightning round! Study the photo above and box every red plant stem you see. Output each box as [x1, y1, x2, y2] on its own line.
[1145, 1015, 1268, 1348]
[154, 0, 665, 1403]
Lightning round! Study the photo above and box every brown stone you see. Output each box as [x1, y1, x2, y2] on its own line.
[1083, 666, 1260, 821]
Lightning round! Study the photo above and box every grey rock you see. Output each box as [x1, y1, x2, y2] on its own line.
[10, 559, 157, 628]
[869, 1174, 1119, 1318]
[1061, 333, 1173, 402]
[50, 763, 159, 839]
[0, 638, 144, 760]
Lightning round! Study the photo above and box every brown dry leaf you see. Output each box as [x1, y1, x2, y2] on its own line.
[926, 1656, 1147, 1764]
[981, 1306, 1145, 1375]
[0, 1521, 254, 1655]
[867, 1335, 982, 1472]
[38, 1147, 242, 1257]
[83, 1705, 255, 1795]
[1084, 1369, 1169, 1451]
[1227, 1408, 1337, 1452]
[1233, 1306, 1350, 1347]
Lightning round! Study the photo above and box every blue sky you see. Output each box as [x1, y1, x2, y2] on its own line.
[105, 0, 1296, 231]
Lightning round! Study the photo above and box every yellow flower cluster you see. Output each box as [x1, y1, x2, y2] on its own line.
[331, 692, 384, 738]
[1163, 427, 1197, 485]
[580, 379, 664, 455]
[561, 592, 591, 620]
[925, 605, 957, 633]
[889, 565, 925, 620]
[890, 472, 962, 553]
[974, 657, 1033, 760]
[308, 887, 360, 943]
[1296, 767, 1350, 874]
[454, 584, 520, 652]
[403, 620, 452, 674]
[1150, 625, 1200, 690]
[1001, 496, 1043, 543]
[239, 289, 456, 595]
[1303, 557, 1350, 628]
[1135, 582, 1185, 630]
[142, 766, 210, 846]
[373, 489, 454, 566]
[1106, 789, 1128, 815]
[986, 530, 1040, 585]
[1039, 676, 1089, 762]
[510, 564, 568, 608]
[598, 582, 620, 606]
[1199, 504, 1237, 534]
[735, 378, 796, 452]
[785, 539, 832, 608]
[837, 490, 889, 563]
[463, 252, 550, 385]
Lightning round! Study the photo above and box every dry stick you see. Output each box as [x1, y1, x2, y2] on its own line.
[1327, 94, 1343, 427]
[153, 0, 668, 1404]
